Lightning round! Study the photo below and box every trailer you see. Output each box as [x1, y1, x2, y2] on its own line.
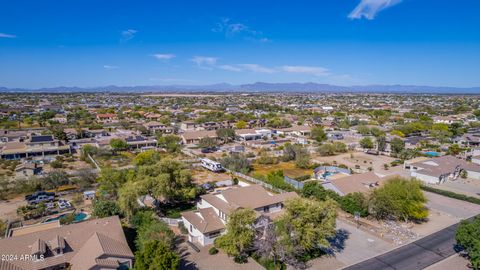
[200, 158, 224, 172]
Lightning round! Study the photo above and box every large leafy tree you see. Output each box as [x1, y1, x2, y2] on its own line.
[92, 199, 121, 218]
[216, 128, 236, 143]
[275, 197, 337, 268]
[134, 240, 179, 270]
[310, 126, 327, 142]
[198, 137, 217, 149]
[359, 137, 374, 149]
[220, 153, 252, 174]
[282, 143, 310, 169]
[390, 137, 405, 155]
[118, 181, 141, 219]
[109, 138, 129, 152]
[133, 150, 161, 166]
[369, 177, 428, 221]
[215, 208, 256, 258]
[157, 135, 182, 153]
[140, 158, 198, 202]
[97, 168, 130, 198]
[456, 218, 480, 269]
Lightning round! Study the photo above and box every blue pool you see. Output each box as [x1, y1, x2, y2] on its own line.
[322, 171, 335, 178]
[424, 151, 440, 157]
[44, 212, 88, 223]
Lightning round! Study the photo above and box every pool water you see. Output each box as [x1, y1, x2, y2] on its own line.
[424, 151, 440, 157]
[322, 171, 335, 178]
[44, 212, 88, 223]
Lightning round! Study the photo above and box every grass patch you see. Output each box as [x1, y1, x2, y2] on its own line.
[421, 185, 480, 205]
[252, 162, 311, 178]
[162, 202, 197, 218]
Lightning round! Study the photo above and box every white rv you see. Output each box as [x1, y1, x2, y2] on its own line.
[201, 158, 224, 172]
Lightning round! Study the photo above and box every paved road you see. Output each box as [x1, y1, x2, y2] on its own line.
[343, 222, 462, 270]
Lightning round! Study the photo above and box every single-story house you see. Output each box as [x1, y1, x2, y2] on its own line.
[405, 155, 480, 184]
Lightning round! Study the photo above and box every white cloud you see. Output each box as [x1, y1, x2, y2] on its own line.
[0, 33, 16, 38]
[121, 29, 138, 41]
[218, 65, 243, 72]
[238, 64, 275, 74]
[152, 54, 176, 60]
[212, 18, 269, 42]
[281, 65, 330, 76]
[103, 65, 118, 69]
[349, 0, 402, 20]
[191, 56, 218, 67]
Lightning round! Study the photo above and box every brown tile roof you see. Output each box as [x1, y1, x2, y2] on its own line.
[181, 208, 226, 234]
[410, 155, 480, 177]
[0, 216, 133, 270]
[221, 185, 298, 209]
[181, 130, 217, 140]
[328, 171, 384, 195]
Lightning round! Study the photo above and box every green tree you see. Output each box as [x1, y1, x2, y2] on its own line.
[236, 120, 247, 129]
[118, 181, 141, 219]
[198, 137, 217, 149]
[340, 192, 369, 217]
[134, 150, 161, 166]
[136, 219, 176, 250]
[216, 128, 236, 143]
[301, 181, 340, 201]
[333, 141, 348, 153]
[43, 170, 70, 190]
[377, 136, 387, 152]
[447, 144, 462, 156]
[360, 137, 374, 149]
[390, 138, 405, 156]
[357, 125, 370, 136]
[109, 138, 129, 152]
[215, 208, 256, 258]
[220, 153, 252, 174]
[140, 158, 198, 203]
[275, 197, 337, 267]
[317, 143, 336, 156]
[92, 199, 121, 218]
[369, 177, 428, 221]
[310, 126, 327, 142]
[134, 240, 179, 270]
[97, 168, 129, 198]
[456, 218, 480, 269]
[157, 135, 181, 153]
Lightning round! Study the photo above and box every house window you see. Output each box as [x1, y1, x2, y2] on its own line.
[190, 225, 193, 232]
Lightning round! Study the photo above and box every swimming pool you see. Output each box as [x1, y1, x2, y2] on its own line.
[44, 212, 88, 223]
[424, 151, 440, 157]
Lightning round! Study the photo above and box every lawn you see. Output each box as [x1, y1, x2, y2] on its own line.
[163, 202, 197, 218]
[251, 162, 312, 178]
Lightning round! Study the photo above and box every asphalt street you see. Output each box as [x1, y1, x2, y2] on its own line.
[343, 223, 460, 270]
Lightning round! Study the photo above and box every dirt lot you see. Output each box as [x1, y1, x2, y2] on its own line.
[191, 167, 231, 185]
[0, 196, 25, 221]
[312, 152, 397, 172]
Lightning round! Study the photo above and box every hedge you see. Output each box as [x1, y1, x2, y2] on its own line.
[421, 185, 480, 205]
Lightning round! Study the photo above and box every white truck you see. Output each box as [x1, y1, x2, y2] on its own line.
[200, 158, 224, 172]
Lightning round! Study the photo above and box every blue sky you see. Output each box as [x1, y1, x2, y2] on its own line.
[1, 0, 479, 88]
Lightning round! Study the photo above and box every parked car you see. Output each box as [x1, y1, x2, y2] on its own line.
[201, 147, 217, 154]
[25, 191, 55, 201]
[28, 194, 55, 204]
[58, 199, 72, 209]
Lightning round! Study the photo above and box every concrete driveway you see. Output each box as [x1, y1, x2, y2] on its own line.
[178, 240, 263, 270]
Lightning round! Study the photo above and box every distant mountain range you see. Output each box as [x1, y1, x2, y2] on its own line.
[1, 82, 479, 94]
